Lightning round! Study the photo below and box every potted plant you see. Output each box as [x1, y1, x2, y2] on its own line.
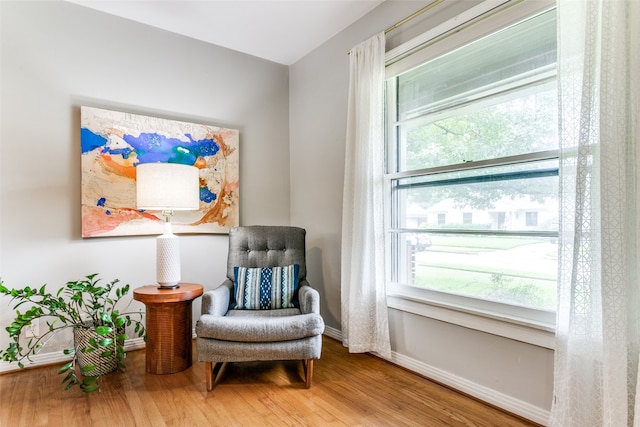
[0, 273, 145, 392]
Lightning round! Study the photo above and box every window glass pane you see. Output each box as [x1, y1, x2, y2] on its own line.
[394, 159, 559, 233]
[397, 83, 558, 172]
[397, 9, 556, 122]
[404, 232, 557, 310]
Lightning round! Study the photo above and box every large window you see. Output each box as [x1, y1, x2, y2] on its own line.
[385, 7, 558, 320]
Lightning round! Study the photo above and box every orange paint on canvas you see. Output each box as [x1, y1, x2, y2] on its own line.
[82, 205, 158, 238]
[97, 153, 137, 180]
[224, 180, 239, 192]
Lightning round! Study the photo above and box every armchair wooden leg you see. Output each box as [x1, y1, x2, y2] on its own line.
[205, 362, 213, 391]
[304, 359, 314, 388]
[205, 362, 226, 391]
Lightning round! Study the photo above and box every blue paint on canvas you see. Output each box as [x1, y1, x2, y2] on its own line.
[123, 132, 220, 165]
[81, 127, 220, 166]
[81, 128, 107, 153]
[200, 187, 217, 203]
[108, 147, 135, 159]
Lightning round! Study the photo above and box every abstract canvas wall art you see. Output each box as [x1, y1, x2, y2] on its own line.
[81, 106, 239, 238]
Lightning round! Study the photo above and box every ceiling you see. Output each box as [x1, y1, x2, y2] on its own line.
[65, 0, 385, 65]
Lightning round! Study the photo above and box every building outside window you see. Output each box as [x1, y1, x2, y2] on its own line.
[385, 5, 558, 322]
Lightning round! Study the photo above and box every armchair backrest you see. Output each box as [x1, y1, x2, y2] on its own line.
[226, 226, 307, 282]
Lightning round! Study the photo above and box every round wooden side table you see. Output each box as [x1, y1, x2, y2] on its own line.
[133, 283, 204, 375]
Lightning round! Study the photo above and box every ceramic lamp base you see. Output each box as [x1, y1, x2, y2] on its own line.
[156, 224, 181, 288]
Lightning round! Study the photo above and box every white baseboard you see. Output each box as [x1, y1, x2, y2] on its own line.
[323, 325, 342, 341]
[0, 337, 146, 374]
[322, 327, 549, 426]
[389, 350, 550, 425]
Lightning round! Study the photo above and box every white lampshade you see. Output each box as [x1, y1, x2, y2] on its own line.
[136, 163, 199, 211]
[136, 162, 199, 288]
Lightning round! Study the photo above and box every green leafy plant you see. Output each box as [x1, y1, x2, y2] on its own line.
[0, 274, 145, 392]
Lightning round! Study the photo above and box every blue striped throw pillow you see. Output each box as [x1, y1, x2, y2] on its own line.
[232, 264, 300, 310]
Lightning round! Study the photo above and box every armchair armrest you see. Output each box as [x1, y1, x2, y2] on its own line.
[201, 280, 233, 317]
[298, 280, 320, 314]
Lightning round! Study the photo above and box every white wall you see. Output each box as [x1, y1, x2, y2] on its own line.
[289, 0, 554, 424]
[0, 1, 290, 352]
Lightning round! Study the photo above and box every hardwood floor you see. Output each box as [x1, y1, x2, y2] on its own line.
[0, 336, 540, 426]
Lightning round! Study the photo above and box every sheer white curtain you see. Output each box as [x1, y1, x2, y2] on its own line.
[551, 0, 640, 426]
[341, 32, 391, 359]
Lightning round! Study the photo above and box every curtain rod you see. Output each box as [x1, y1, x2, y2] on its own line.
[348, 0, 444, 55]
[384, 0, 443, 34]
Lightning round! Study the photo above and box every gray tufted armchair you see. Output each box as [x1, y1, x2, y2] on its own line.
[195, 226, 325, 391]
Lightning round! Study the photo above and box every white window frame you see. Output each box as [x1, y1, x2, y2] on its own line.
[383, 0, 557, 348]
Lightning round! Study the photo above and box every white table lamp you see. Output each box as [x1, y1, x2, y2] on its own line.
[136, 163, 199, 288]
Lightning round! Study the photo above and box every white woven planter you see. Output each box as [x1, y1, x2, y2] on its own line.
[73, 324, 124, 377]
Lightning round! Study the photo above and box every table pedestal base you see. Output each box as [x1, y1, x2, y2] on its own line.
[133, 283, 203, 375]
[144, 300, 193, 374]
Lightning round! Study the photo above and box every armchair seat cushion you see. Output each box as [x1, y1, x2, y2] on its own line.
[196, 309, 325, 343]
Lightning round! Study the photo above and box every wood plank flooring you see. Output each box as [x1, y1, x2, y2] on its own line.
[0, 336, 540, 426]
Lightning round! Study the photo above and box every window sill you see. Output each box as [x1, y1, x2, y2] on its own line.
[386, 289, 556, 350]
